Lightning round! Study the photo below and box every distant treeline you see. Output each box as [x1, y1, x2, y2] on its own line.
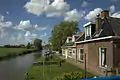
[0, 44, 26, 48]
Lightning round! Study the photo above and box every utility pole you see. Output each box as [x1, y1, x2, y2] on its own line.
[50, 58, 52, 80]
[84, 53, 87, 78]
[43, 56, 45, 80]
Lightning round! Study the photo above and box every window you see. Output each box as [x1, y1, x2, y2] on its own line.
[78, 49, 84, 61]
[99, 48, 107, 67]
[86, 27, 89, 36]
[62, 49, 65, 55]
[72, 49, 76, 55]
[68, 49, 72, 57]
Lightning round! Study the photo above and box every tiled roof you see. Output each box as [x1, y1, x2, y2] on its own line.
[76, 32, 85, 41]
[93, 17, 120, 38]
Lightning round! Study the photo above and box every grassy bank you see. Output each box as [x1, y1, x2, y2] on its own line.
[0, 48, 37, 60]
[27, 55, 94, 80]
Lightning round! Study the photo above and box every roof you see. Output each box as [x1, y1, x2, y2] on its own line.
[83, 22, 95, 27]
[76, 32, 85, 41]
[64, 42, 74, 46]
[75, 36, 120, 44]
[93, 17, 120, 38]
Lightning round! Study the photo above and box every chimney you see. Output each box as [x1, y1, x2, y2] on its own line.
[101, 10, 109, 19]
[95, 10, 109, 32]
[96, 14, 101, 32]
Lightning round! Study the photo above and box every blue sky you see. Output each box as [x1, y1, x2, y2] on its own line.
[0, 0, 120, 45]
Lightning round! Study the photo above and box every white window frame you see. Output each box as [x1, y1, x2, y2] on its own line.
[72, 49, 76, 55]
[85, 26, 91, 38]
[68, 49, 72, 58]
[78, 48, 84, 61]
[99, 47, 107, 68]
[62, 49, 65, 56]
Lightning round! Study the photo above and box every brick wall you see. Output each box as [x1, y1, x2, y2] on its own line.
[76, 40, 113, 75]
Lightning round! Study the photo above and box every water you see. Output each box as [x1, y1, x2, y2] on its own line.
[0, 50, 46, 80]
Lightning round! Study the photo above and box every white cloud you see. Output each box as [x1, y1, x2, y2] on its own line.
[0, 21, 12, 27]
[17, 33, 24, 41]
[25, 31, 31, 37]
[40, 32, 47, 38]
[85, 8, 103, 21]
[25, 31, 37, 38]
[24, 0, 70, 17]
[6, 12, 9, 15]
[111, 12, 120, 18]
[81, 1, 88, 7]
[0, 15, 4, 22]
[109, 5, 115, 13]
[11, 35, 16, 41]
[0, 15, 13, 39]
[0, 14, 48, 45]
[24, 31, 38, 42]
[64, 9, 85, 21]
[14, 20, 47, 31]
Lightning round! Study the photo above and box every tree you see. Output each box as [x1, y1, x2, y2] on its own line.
[27, 42, 31, 49]
[49, 21, 78, 51]
[33, 38, 42, 50]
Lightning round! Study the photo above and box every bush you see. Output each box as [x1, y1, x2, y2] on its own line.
[54, 72, 83, 80]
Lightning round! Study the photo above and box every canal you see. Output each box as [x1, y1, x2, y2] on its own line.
[0, 50, 46, 80]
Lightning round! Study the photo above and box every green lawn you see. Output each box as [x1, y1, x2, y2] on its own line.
[27, 55, 94, 80]
[0, 48, 35, 59]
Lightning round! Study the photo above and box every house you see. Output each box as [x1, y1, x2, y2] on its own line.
[75, 10, 120, 75]
[62, 32, 85, 59]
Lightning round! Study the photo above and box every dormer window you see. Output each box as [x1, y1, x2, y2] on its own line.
[84, 22, 95, 40]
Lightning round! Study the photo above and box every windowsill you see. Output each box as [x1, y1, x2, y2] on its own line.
[77, 60, 84, 63]
[68, 56, 72, 58]
[99, 66, 107, 69]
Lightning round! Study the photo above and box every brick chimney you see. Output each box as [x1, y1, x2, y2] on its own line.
[95, 10, 109, 32]
[96, 14, 101, 32]
[101, 10, 109, 19]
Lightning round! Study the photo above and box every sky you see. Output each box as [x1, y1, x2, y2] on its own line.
[0, 0, 120, 45]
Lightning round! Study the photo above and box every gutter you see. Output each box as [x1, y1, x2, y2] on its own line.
[75, 36, 120, 44]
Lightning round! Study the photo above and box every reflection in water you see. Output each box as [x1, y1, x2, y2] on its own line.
[0, 50, 43, 80]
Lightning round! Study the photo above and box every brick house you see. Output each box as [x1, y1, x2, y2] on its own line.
[75, 10, 120, 75]
[62, 32, 84, 60]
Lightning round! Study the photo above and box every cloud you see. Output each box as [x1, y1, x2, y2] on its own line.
[85, 8, 103, 21]
[0, 15, 13, 39]
[111, 12, 120, 18]
[0, 21, 12, 27]
[24, 0, 70, 17]
[40, 32, 47, 38]
[109, 5, 115, 13]
[0, 15, 4, 22]
[24, 31, 38, 42]
[64, 9, 85, 21]
[81, 1, 88, 7]
[0, 14, 47, 45]
[6, 12, 9, 15]
[17, 33, 24, 41]
[25, 31, 37, 38]
[14, 20, 47, 31]
[11, 35, 16, 41]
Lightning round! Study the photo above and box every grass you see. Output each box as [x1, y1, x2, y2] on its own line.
[27, 55, 94, 80]
[0, 48, 36, 60]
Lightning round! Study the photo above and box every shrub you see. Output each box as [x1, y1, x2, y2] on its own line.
[54, 72, 83, 80]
